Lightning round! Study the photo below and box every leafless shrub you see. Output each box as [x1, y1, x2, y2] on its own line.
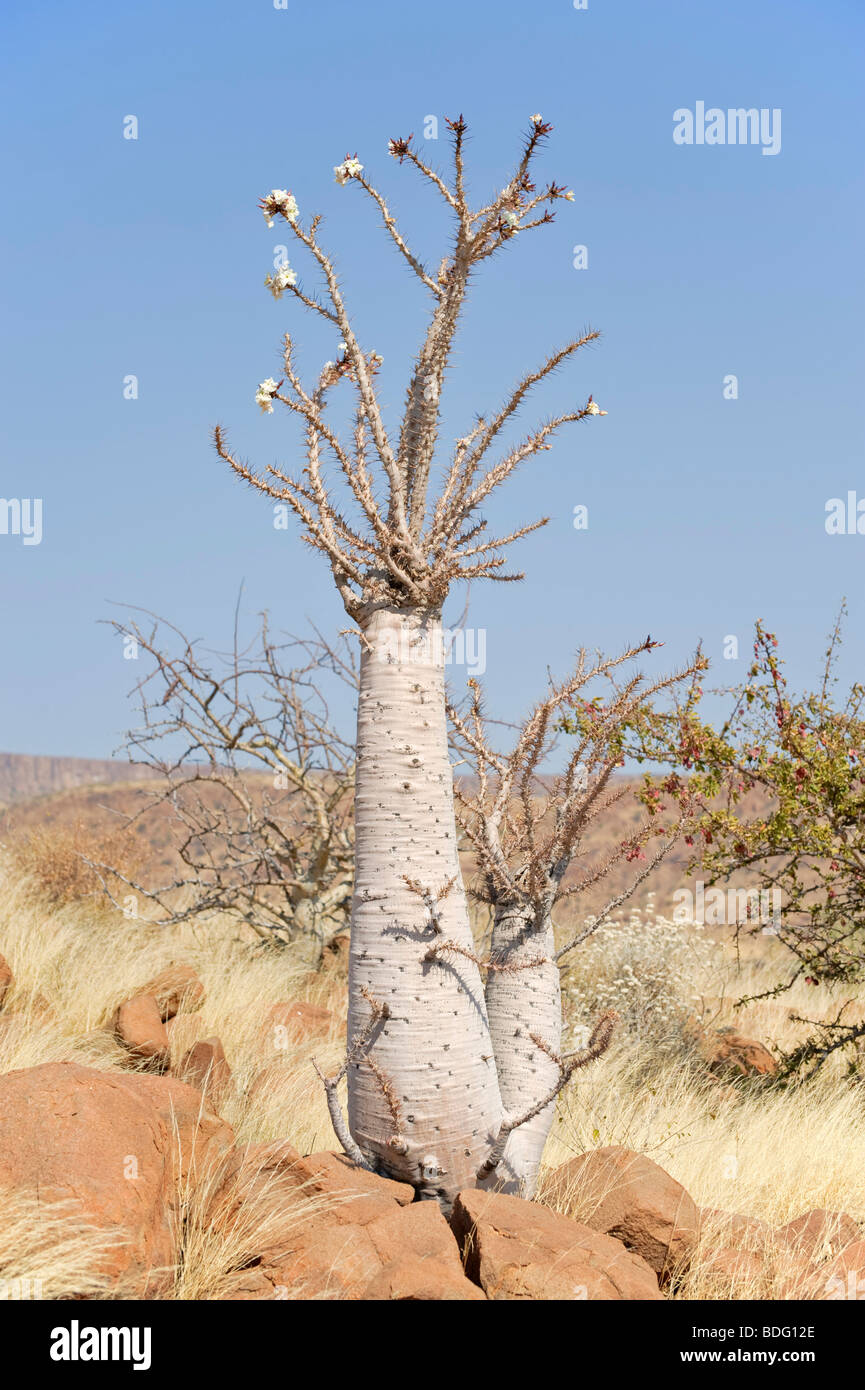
[95, 608, 356, 958]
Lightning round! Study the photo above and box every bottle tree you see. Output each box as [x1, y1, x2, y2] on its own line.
[216, 114, 609, 1204]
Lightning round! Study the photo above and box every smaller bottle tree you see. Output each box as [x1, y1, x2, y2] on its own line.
[449, 638, 705, 1194]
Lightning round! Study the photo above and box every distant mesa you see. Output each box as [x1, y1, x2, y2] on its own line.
[0, 752, 159, 807]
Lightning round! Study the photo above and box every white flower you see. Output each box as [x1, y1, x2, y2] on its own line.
[500, 209, 520, 232]
[264, 263, 298, 299]
[564, 190, 575, 202]
[322, 360, 335, 372]
[255, 377, 280, 413]
[334, 156, 364, 185]
[337, 340, 348, 353]
[531, 113, 543, 125]
[585, 397, 607, 416]
[260, 189, 299, 228]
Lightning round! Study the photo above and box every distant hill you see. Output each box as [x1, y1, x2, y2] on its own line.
[0, 764, 698, 924]
[0, 753, 158, 807]
[0, 754, 775, 927]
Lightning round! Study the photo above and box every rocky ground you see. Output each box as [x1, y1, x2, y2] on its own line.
[1, 944, 862, 1301]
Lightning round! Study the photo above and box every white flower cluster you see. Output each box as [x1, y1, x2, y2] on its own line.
[334, 156, 363, 185]
[531, 112, 543, 125]
[323, 347, 382, 379]
[585, 397, 607, 416]
[264, 263, 298, 300]
[500, 209, 520, 232]
[255, 378, 280, 414]
[562, 901, 723, 1053]
[261, 189, 298, 228]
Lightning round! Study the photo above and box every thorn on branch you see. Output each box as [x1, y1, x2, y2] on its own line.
[424, 939, 549, 973]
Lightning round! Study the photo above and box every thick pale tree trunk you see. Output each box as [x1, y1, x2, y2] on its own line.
[347, 605, 502, 1204]
[481, 906, 561, 1198]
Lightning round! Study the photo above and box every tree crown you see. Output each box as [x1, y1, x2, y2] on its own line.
[215, 115, 606, 619]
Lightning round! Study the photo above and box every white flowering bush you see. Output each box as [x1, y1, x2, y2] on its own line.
[333, 155, 363, 185]
[260, 190, 298, 228]
[561, 898, 723, 1055]
[254, 378, 280, 414]
[264, 263, 298, 300]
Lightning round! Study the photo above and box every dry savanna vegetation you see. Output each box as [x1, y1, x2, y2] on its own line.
[1, 796, 863, 1300]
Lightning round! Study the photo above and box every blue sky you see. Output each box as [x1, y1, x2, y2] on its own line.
[1, 0, 863, 757]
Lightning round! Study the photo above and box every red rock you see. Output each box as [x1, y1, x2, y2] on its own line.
[771, 1253, 832, 1301]
[245, 1061, 293, 1109]
[700, 1028, 777, 1078]
[260, 1001, 333, 1051]
[366, 1197, 461, 1264]
[140, 965, 205, 1020]
[114, 994, 169, 1064]
[546, 1146, 699, 1279]
[700, 1247, 768, 1291]
[362, 1200, 485, 1298]
[0, 1061, 233, 1295]
[209, 1147, 420, 1300]
[0, 952, 12, 1008]
[177, 1037, 231, 1105]
[218, 1267, 282, 1300]
[112, 1069, 234, 1186]
[776, 1209, 861, 1261]
[829, 1238, 865, 1277]
[283, 1149, 414, 1224]
[698, 1207, 770, 1251]
[320, 933, 350, 972]
[206, 1137, 304, 1226]
[821, 1240, 865, 1300]
[451, 1188, 661, 1300]
[365, 1255, 486, 1300]
[165, 1013, 205, 1045]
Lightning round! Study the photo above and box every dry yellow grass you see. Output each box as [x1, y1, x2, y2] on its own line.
[0, 1188, 132, 1301]
[0, 863, 862, 1301]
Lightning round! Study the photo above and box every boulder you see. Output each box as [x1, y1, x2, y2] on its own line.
[114, 994, 169, 1065]
[255, 1154, 416, 1298]
[320, 933, 350, 973]
[210, 1146, 477, 1300]
[698, 1247, 769, 1294]
[821, 1239, 865, 1299]
[828, 1238, 865, 1278]
[771, 1253, 834, 1301]
[260, 1000, 333, 1051]
[177, 1037, 231, 1105]
[364, 1255, 486, 1301]
[0, 1061, 233, 1295]
[545, 1146, 699, 1279]
[698, 1207, 770, 1251]
[139, 965, 205, 1020]
[776, 1209, 860, 1261]
[451, 1188, 661, 1300]
[700, 1027, 777, 1078]
[218, 1267, 283, 1300]
[269, 1148, 414, 1225]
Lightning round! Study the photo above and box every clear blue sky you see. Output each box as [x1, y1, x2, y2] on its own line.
[1, 0, 863, 758]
